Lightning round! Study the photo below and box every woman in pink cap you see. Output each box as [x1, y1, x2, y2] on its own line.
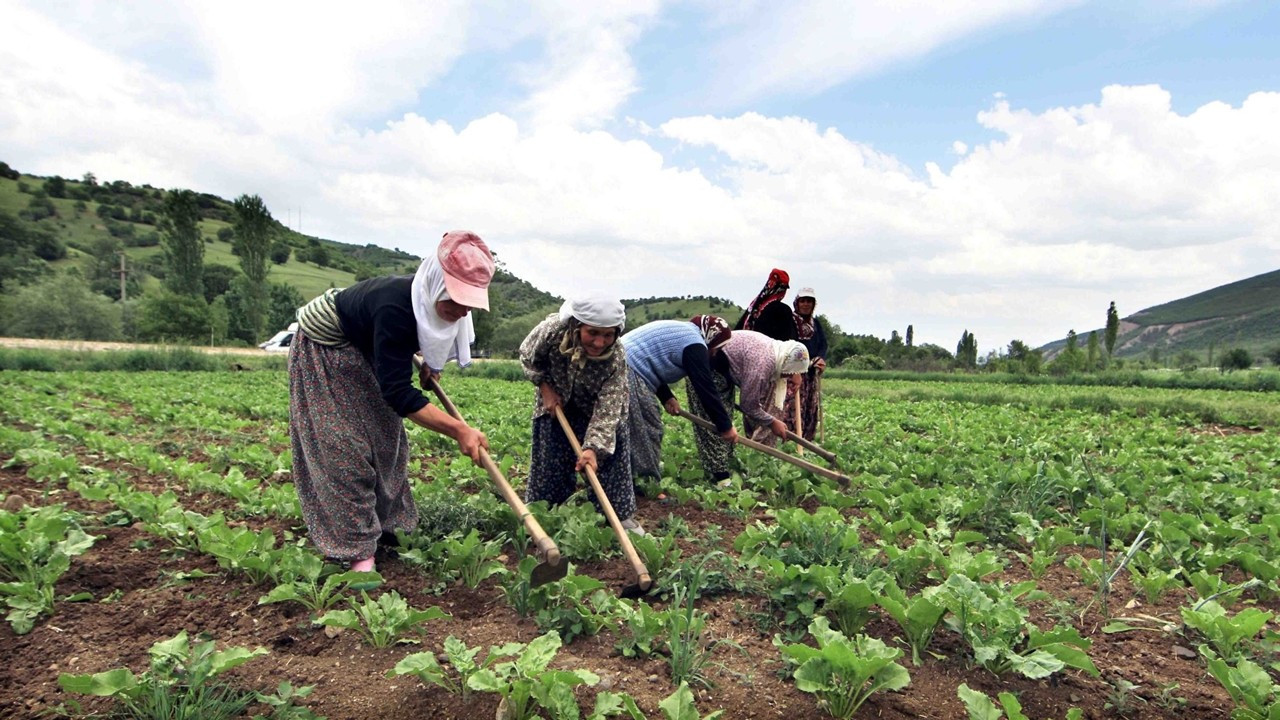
[288, 231, 493, 574]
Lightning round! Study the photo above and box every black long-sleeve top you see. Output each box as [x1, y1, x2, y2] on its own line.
[652, 344, 733, 433]
[334, 275, 430, 417]
[741, 300, 797, 342]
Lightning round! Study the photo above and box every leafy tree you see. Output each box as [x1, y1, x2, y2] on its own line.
[905, 325, 914, 348]
[136, 288, 211, 342]
[1086, 331, 1099, 371]
[269, 241, 291, 265]
[0, 274, 123, 340]
[202, 264, 240, 303]
[1005, 339, 1043, 374]
[300, 244, 331, 267]
[1218, 348, 1253, 373]
[208, 296, 230, 345]
[0, 210, 62, 289]
[1267, 346, 1280, 367]
[266, 282, 304, 334]
[232, 194, 274, 341]
[21, 194, 57, 221]
[0, 161, 19, 180]
[1049, 330, 1085, 375]
[217, 227, 235, 243]
[160, 189, 204, 296]
[42, 176, 67, 199]
[1104, 301, 1119, 360]
[955, 330, 977, 369]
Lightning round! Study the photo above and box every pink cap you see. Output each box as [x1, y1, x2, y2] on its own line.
[437, 231, 494, 310]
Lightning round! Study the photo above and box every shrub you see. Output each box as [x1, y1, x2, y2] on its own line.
[1219, 348, 1253, 372]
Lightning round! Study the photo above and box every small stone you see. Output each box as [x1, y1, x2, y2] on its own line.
[647, 674, 659, 683]
[1069, 694, 1082, 703]
[497, 554, 509, 563]
[324, 626, 343, 639]
[598, 674, 615, 691]
[1173, 645, 1197, 660]
[2, 494, 26, 512]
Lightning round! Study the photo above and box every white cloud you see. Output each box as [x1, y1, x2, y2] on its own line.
[2, 1, 1277, 352]
[515, 1, 661, 129]
[704, 0, 1083, 104]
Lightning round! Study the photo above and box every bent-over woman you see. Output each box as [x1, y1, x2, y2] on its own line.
[519, 294, 643, 534]
[289, 231, 492, 572]
[621, 316, 740, 482]
[691, 329, 809, 482]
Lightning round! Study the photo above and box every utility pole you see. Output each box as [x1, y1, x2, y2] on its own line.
[117, 252, 128, 301]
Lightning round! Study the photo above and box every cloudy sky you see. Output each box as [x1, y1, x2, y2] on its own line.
[3, 0, 1277, 351]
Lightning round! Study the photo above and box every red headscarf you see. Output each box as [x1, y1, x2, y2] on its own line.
[737, 268, 789, 330]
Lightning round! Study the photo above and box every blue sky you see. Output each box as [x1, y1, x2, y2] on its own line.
[2, 0, 1278, 350]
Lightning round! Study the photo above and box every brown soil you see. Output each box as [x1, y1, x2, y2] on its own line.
[0, 458, 1242, 720]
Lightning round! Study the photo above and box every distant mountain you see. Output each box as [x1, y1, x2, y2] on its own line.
[1040, 269, 1280, 360]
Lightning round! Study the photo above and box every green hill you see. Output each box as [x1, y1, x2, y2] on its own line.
[0, 163, 743, 353]
[1040, 268, 1280, 361]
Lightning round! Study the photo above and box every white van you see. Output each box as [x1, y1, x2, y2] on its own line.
[259, 322, 298, 353]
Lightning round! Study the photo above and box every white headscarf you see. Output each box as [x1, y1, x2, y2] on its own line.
[411, 255, 475, 373]
[558, 293, 625, 330]
[771, 340, 810, 407]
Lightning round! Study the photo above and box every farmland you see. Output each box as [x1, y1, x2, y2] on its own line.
[1, 368, 1278, 719]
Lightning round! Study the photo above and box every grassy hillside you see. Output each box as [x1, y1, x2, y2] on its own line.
[1040, 268, 1280, 362]
[1, 166, 744, 354]
[0, 171, 413, 299]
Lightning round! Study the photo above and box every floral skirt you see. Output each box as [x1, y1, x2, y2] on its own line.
[526, 406, 635, 521]
[289, 330, 417, 562]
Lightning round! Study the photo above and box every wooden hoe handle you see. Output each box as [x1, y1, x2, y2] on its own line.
[678, 409, 850, 487]
[551, 406, 651, 591]
[413, 357, 560, 565]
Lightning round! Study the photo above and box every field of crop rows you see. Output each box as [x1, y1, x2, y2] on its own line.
[1, 369, 1278, 719]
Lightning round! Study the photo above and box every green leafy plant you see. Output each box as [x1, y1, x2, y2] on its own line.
[57, 630, 269, 720]
[614, 599, 666, 659]
[1181, 600, 1273, 662]
[258, 551, 381, 616]
[529, 572, 617, 643]
[315, 591, 448, 648]
[957, 683, 1083, 720]
[1127, 548, 1183, 604]
[0, 504, 98, 634]
[936, 575, 1098, 680]
[388, 635, 490, 700]
[658, 682, 725, 720]
[439, 529, 506, 588]
[777, 616, 910, 719]
[253, 681, 324, 720]
[502, 555, 541, 617]
[466, 631, 599, 720]
[875, 579, 946, 666]
[199, 521, 282, 585]
[1207, 656, 1280, 720]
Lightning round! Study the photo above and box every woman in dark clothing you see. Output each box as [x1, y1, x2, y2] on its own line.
[736, 268, 796, 341]
[289, 231, 492, 573]
[787, 287, 827, 441]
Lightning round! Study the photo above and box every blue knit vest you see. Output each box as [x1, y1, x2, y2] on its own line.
[620, 321, 705, 391]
